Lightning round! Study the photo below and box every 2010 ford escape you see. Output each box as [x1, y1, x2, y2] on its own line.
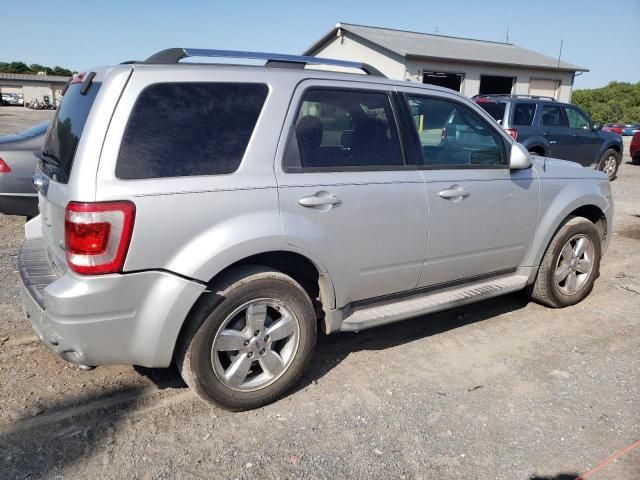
[19, 49, 613, 410]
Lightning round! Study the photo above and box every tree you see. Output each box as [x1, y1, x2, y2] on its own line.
[572, 82, 640, 123]
[0, 61, 75, 76]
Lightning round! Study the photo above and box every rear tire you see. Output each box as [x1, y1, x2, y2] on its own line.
[632, 154, 640, 166]
[529, 216, 602, 308]
[597, 149, 620, 180]
[175, 266, 317, 411]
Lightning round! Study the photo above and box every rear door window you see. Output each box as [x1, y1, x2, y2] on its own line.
[117, 83, 268, 179]
[285, 88, 403, 171]
[42, 82, 101, 183]
[541, 105, 566, 127]
[512, 103, 536, 126]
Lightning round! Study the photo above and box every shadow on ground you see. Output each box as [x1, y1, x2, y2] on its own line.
[0, 291, 530, 478]
[295, 290, 531, 392]
[0, 386, 149, 479]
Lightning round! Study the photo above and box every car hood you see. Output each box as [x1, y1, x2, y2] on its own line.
[532, 156, 606, 180]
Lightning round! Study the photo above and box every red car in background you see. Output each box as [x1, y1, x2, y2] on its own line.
[631, 132, 640, 165]
[603, 124, 625, 134]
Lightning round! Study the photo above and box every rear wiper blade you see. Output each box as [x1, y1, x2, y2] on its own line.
[36, 150, 60, 167]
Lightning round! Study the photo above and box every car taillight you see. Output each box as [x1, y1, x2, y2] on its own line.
[0, 157, 11, 173]
[65, 201, 135, 275]
[506, 128, 518, 141]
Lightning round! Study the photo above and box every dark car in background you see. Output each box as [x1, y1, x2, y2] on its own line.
[631, 132, 640, 165]
[474, 95, 624, 180]
[0, 121, 49, 217]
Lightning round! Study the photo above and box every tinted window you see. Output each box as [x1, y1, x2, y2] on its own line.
[406, 95, 506, 167]
[117, 83, 268, 179]
[542, 105, 565, 127]
[476, 102, 506, 123]
[42, 83, 101, 183]
[288, 89, 402, 169]
[565, 107, 590, 130]
[512, 103, 536, 126]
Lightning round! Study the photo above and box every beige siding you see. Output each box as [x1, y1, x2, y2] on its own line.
[310, 31, 407, 79]
[529, 78, 559, 98]
[309, 35, 576, 102]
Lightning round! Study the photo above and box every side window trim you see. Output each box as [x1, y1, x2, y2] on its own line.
[282, 86, 410, 173]
[398, 91, 509, 170]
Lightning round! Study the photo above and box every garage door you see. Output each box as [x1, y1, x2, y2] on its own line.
[529, 79, 558, 98]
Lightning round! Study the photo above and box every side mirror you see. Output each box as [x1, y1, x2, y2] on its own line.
[592, 122, 602, 131]
[510, 143, 532, 170]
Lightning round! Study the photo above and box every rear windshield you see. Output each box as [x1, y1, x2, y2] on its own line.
[116, 83, 268, 179]
[42, 82, 101, 183]
[476, 102, 506, 124]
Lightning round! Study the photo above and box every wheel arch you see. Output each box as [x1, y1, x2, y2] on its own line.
[171, 249, 336, 364]
[526, 192, 610, 280]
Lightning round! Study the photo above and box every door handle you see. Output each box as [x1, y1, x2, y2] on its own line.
[543, 131, 552, 137]
[438, 185, 470, 200]
[298, 192, 341, 209]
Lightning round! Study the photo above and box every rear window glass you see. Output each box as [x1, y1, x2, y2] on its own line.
[512, 103, 536, 126]
[42, 83, 101, 183]
[117, 83, 268, 179]
[476, 102, 506, 124]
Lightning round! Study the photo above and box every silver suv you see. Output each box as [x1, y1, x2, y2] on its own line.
[19, 49, 613, 410]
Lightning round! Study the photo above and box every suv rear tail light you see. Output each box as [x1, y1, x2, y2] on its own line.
[0, 157, 11, 173]
[506, 128, 518, 141]
[65, 201, 135, 274]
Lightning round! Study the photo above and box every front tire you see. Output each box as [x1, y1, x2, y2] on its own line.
[529, 217, 602, 308]
[597, 149, 620, 180]
[175, 266, 317, 411]
[632, 154, 640, 166]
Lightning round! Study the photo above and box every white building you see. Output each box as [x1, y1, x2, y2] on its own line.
[305, 23, 588, 102]
[0, 72, 70, 106]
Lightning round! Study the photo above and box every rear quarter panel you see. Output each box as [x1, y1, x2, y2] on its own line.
[95, 67, 332, 283]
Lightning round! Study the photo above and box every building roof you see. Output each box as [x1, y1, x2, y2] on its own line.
[0, 72, 71, 83]
[305, 23, 588, 72]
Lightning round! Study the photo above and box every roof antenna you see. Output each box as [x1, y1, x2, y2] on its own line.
[506, 23, 510, 43]
[556, 39, 564, 70]
[435, 25, 439, 34]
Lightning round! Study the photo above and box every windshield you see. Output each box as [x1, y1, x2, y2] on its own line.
[41, 82, 100, 183]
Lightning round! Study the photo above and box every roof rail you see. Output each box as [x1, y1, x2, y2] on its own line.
[143, 48, 386, 77]
[472, 94, 556, 102]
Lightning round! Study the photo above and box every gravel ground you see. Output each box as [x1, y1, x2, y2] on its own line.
[0, 109, 638, 479]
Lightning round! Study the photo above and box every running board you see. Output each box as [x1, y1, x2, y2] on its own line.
[339, 275, 529, 332]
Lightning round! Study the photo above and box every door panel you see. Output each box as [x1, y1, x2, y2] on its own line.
[278, 174, 428, 304]
[540, 104, 576, 161]
[419, 168, 539, 287]
[396, 88, 540, 288]
[564, 106, 601, 165]
[275, 82, 429, 307]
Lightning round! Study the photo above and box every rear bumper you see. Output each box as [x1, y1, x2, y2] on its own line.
[19, 238, 205, 367]
[0, 193, 38, 217]
[0, 175, 38, 217]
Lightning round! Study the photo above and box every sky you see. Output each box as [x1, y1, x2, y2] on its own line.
[1, 0, 638, 89]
